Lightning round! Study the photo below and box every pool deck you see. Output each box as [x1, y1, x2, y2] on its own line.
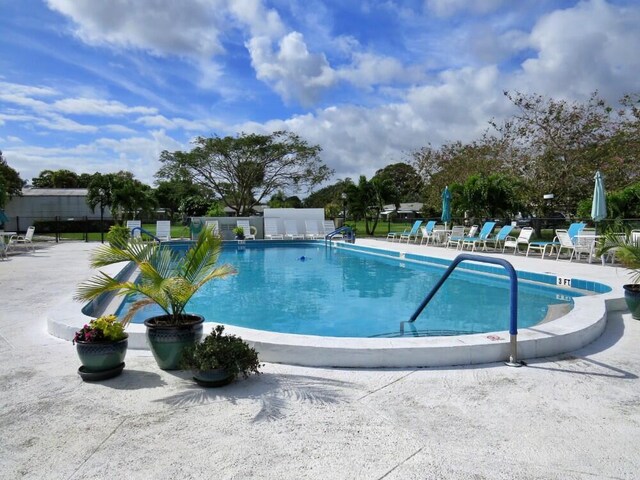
[1, 240, 639, 479]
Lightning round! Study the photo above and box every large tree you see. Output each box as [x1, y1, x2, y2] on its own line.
[0, 151, 25, 208]
[32, 169, 81, 188]
[373, 162, 423, 205]
[157, 131, 333, 216]
[346, 175, 394, 235]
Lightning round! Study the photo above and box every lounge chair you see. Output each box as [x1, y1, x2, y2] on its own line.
[264, 218, 283, 240]
[9, 226, 35, 252]
[155, 221, 171, 241]
[445, 226, 466, 249]
[399, 220, 423, 243]
[304, 220, 323, 239]
[572, 228, 597, 263]
[284, 220, 304, 240]
[236, 220, 256, 240]
[461, 222, 496, 251]
[483, 224, 514, 251]
[448, 225, 477, 250]
[205, 220, 219, 236]
[126, 220, 141, 239]
[502, 227, 534, 254]
[419, 220, 437, 245]
[323, 220, 343, 239]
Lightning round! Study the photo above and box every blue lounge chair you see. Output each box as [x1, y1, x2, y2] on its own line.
[481, 224, 514, 251]
[461, 222, 496, 251]
[527, 222, 585, 259]
[399, 220, 423, 243]
[419, 220, 437, 245]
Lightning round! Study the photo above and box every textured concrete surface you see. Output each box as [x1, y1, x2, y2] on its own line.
[1, 241, 639, 479]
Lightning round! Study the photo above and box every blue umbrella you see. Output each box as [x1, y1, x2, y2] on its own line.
[591, 171, 607, 232]
[0, 209, 8, 224]
[441, 186, 452, 229]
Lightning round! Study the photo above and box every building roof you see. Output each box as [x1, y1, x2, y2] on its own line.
[21, 188, 88, 197]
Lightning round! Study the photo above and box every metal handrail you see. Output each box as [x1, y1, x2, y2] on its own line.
[130, 226, 161, 243]
[401, 253, 523, 367]
[325, 226, 355, 244]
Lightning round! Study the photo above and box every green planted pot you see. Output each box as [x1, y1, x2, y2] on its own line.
[76, 335, 128, 377]
[624, 284, 640, 320]
[192, 368, 234, 387]
[144, 314, 204, 370]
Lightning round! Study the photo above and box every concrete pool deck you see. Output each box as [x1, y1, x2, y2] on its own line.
[1, 241, 639, 479]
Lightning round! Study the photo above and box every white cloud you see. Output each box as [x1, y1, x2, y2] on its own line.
[513, 0, 640, 101]
[52, 98, 157, 116]
[46, 0, 228, 58]
[247, 32, 337, 105]
[425, 0, 506, 17]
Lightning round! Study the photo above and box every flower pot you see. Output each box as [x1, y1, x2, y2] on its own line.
[235, 234, 245, 240]
[144, 314, 204, 370]
[75, 335, 128, 380]
[192, 368, 234, 387]
[623, 284, 640, 320]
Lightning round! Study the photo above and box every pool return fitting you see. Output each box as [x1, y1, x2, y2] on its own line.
[400, 253, 524, 367]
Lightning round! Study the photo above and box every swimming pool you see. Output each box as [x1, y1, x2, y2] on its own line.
[116, 242, 584, 338]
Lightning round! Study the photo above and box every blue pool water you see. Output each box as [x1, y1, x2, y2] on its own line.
[116, 244, 582, 338]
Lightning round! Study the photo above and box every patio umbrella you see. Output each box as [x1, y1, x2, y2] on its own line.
[591, 170, 607, 233]
[0, 209, 8, 224]
[441, 186, 452, 230]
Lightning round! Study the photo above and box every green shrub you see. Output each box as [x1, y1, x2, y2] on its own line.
[106, 225, 130, 248]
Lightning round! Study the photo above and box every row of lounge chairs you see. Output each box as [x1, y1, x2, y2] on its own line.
[264, 219, 340, 240]
[386, 219, 638, 263]
[126, 220, 171, 241]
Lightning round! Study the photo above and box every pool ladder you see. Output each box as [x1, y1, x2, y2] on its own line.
[401, 253, 524, 367]
[325, 226, 356, 244]
[130, 227, 161, 243]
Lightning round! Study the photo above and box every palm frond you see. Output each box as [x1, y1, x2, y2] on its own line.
[75, 272, 139, 302]
[90, 239, 155, 268]
[121, 297, 163, 326]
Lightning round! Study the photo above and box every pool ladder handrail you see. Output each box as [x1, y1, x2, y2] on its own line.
[325, 226, 356, 244]
[130, 227, 161, 243]
[401, 253, 523, 367]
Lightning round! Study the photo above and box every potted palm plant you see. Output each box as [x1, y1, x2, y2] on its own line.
[179, 325, 261, 387]
[233, 225, 245, 240]
[599, 232, 640, 319]
[75, 229, 236, 370]
[73, 314, 128, 381]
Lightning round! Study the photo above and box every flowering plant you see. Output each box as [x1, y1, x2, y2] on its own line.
[73, 315, 127, 344]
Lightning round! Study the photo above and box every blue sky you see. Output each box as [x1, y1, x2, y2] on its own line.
[1, 0, 639, 190]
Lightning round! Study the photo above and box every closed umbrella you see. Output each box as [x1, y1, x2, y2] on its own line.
[441, 186, 452, 230]
[591, 171, 607, 233]
[0, 209, 8, 224]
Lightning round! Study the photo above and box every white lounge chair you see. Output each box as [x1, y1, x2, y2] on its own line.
[155, 221, 171, 241]
[284, 220, 304, 240]
[264, 218, 283, 240]
[502, 227, 533, 254]
[236, 220, 256, 240]
[323, 220, 342, 239]
[446, 226, 466, 249]
[304, 220, 323, 239]
[9, 226, 35, 252]
[126, 220, 141, 239]
[205, 220, 219, 236]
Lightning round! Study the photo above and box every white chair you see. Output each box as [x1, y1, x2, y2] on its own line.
[554, 229, 576, 260]
[155, 221, 171, 241]
[126, 220, 141, 239]
[573, 228, 597, 263]
[205, 220, 219, 236]
[284, 220, 304, 240]
[264, 218, 283, 240]
[323, 220, 342, 239]
[445, 226, 466, 249]
[502, 227, 533, 254]
[236, 220, 256, 240]
[304, 220, 323, 239]
[9, 226, 35, 252]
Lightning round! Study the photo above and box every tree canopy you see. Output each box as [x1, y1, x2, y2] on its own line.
[0, 151, 25, 208]
[32, 169, 93, 188]
[87, 172, 155, 223]
[157, 131, 333, 216]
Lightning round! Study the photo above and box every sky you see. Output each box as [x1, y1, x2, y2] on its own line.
[1, 0, 639, 192]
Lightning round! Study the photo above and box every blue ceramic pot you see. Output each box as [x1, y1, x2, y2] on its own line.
[76, 335, 128, 372]
[144, 314, 204, 370]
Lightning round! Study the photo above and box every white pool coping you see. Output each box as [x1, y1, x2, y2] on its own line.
[47, 238, 630, 368]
